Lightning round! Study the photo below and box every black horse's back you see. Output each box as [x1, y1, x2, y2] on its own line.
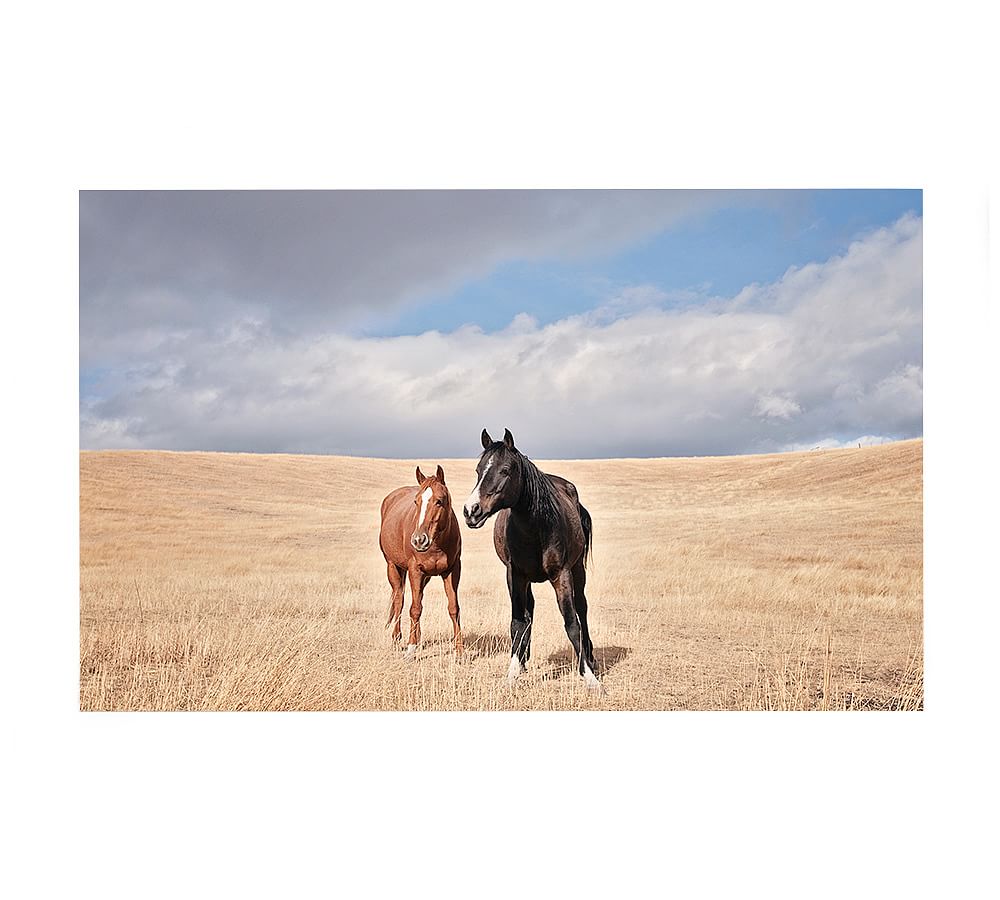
[545, 472, 592, 569]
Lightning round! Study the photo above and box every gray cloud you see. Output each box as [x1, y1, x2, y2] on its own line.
[80, 213, 922, 458]
[80, 189, 750, 367]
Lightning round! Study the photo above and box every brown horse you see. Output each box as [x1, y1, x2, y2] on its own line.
[379, 465, 462, 657]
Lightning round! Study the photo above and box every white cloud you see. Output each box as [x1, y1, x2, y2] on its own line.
[80, 214, 922, 458]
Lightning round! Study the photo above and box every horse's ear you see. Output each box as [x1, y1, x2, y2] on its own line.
[503, 428, 516, 451]
[416, 466, 426, 485]
[481, 429, 492, 450]
[436, 465, 445, 485]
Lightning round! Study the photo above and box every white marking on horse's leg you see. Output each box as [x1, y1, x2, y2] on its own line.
[507, 655, 524, 684]
[417, 486, 432, 527]
[405, 644, 417, 659]
[583, 662, 601, 689]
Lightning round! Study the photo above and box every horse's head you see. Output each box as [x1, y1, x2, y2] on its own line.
[411, 465, 452, 552]
[464, 428, 523, 529]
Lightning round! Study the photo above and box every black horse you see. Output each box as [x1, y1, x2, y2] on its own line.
[463, 428, 600, 689]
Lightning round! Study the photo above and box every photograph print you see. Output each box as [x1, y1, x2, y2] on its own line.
[79, 189, 923, 711]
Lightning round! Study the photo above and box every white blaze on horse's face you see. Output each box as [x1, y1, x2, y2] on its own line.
[464, 457, 493, 523]
[417, 487, 433, 528]
[411, 485, 437, 551]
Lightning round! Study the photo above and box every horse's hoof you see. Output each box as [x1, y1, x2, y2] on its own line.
[507, 657, 525, 685]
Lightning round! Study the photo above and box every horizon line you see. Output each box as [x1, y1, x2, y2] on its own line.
[78, 436, 923, 463]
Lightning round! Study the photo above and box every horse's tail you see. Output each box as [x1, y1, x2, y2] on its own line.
[578, 502, 593, 570]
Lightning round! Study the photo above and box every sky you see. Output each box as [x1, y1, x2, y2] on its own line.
[80, 189, 922, 458]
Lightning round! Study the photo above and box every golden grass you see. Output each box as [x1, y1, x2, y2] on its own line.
[80, 439, 922, 710]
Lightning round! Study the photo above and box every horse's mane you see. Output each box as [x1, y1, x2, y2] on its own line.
[515, 450, 561, 530]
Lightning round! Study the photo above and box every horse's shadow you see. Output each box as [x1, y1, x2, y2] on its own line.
[423, 630, 509, 660]
[542, 645, 630, 680]
[462, 630, 511, 659]
[422, 632, 630, 678]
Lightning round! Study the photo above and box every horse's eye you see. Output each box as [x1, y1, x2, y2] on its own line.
[436, 499, 443, 506]
[500, 468, 510, 476]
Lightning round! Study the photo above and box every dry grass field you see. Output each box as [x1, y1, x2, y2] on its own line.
[80, 439, 922, 711]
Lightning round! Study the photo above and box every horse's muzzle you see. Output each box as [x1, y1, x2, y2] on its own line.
[463, 504, 487, 529]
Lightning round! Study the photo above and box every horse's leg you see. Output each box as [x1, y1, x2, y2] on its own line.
[386, 562, 406, 643]
[507, 567, 532, 683]
[553, 568, 600, 689]
[405, 568, 428, 657]
[442, 560, 463, 657]
[572, 561, 600, 688]
[523, 584, 536, 663]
